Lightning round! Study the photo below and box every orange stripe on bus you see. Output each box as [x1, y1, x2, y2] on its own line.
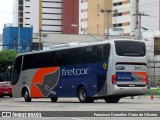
[30, 67, 59, 98]
[133, 72, 147, 83]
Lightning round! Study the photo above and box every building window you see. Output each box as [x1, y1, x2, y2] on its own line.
[25, 24, 30, 26]
[113, 13, 122, 17]
[25, 6, 30, 8]
[19, 12, 23, 16]
[19, 0, 23, 5]
[81, 28, 87, 32]
[19, 18, 23, 22]
[25, 0, 30, 2]
[81, 9, 88, 13]
[113, 0, 129, 6]
[113, 11, 130, 17]
[81, 0, 88, 3]
[19, 24, 23, 27]
[113, 22, 130, 27]
[113, 2, 122, 6]
[81, 18, 88, 22]
[25, 12, 30, 14]
[19, 6, 23, 11]
[113, 23, 122, 27]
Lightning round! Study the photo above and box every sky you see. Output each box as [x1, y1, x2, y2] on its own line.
[0, 0, 13, 34]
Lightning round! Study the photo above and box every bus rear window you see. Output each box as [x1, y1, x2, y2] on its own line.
[115, 41, 146, 57]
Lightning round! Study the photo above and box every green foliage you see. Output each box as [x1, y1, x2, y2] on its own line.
[0, 50, 17, 72]
[146, 88, 160, 95]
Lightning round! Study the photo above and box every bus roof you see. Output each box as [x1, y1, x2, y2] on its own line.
[16, 39, 145, 57]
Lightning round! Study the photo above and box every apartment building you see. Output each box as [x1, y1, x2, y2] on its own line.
[13, 0, 88, 34]
[13, 0, 62, 34]
[62, 0, 79, 34]
[112, 0, 138, 36]
[13, 0, 113, 35]
[79, 0, 88, 34]
[88, 0, 112, 35]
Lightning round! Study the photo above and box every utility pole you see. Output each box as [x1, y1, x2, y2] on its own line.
[133, 11, 149, 40]
[39, 29, 42, 50]
[14, 37, 16, 51]
[35, 31, 48, 50]
[27, 38, 30, 52]
[100, 9, 118, 40]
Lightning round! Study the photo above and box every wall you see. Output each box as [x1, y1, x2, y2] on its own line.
[41, 0, 62, 33]
[79, 0, 88, 34]
[88, 0, 112, 35]
[112, 0, 137, 36]
[62, 0, 79, 34]
[2, 27, 33, 52]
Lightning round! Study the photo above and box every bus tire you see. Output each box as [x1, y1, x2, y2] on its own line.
[23, 89, 32, 102]
[104, 97, 120, 103]
[78, 86, 93, 103]
[51, 97, 58, 102]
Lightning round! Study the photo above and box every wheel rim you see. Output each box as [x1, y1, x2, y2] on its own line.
[24, 90, 28, 98]
[80, 90, 86, 100]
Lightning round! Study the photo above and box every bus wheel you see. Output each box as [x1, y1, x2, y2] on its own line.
[104, 97, 120, 103]
[78, 86, 93, 103]
[23, 89, 32, 102]
[51, 97, 58, 102]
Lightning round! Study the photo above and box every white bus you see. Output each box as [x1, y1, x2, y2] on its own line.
[11, 39, 148, 103]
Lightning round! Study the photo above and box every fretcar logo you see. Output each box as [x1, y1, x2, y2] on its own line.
[116, 66, 125, 70]
[62, 68, 89, 76]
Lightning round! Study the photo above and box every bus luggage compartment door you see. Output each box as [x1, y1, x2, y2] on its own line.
[97, 75, 107, 96]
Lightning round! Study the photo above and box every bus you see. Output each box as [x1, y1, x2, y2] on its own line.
[11, 39, 148, 103]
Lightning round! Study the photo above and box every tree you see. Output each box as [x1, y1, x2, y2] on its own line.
[0, 50, 17, 73]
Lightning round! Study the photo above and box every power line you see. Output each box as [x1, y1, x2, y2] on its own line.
[133, 12, 149, 39]
[113, 1, 159, 11]
[149, 15, 159, 19]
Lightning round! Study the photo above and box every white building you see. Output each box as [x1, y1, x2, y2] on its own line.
[13, 0, 62, 34]
[112, 0, 138, 36]
[79, 0, 88, 34]
[139, 0, 160, 31]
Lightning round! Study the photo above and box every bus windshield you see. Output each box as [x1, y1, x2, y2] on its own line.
[115, 41, 146, 57]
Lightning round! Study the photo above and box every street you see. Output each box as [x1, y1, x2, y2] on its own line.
[0, 96, 160, 120]
[1, 96, 160, 111]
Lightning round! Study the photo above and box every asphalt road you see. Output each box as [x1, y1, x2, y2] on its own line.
[0, 96, 160, 120]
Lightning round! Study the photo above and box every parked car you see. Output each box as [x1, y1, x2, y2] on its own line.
[0, 81, 12, 97]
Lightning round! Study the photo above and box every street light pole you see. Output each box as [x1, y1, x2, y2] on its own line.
[39, 29, 42, 50]
[100, 9, 118, 40]
[71, 24, 99, 41]
[18, 26, 21, 54]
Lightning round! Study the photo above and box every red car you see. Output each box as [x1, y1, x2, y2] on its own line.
[0, 81, 12, 97]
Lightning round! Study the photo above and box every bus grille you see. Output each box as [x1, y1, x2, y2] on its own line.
[97, 75, 107, 96]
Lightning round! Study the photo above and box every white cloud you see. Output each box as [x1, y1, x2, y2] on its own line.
[0, 0, 13, 34]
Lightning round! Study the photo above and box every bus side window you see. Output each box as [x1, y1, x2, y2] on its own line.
[103, 44, 110, 60]
[84, 46, 93, 63]
[22, 55, 33, 70]
[97, 45, 103, 62]
[42, 51, 57, 67]
[12, 56, 22, 85]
